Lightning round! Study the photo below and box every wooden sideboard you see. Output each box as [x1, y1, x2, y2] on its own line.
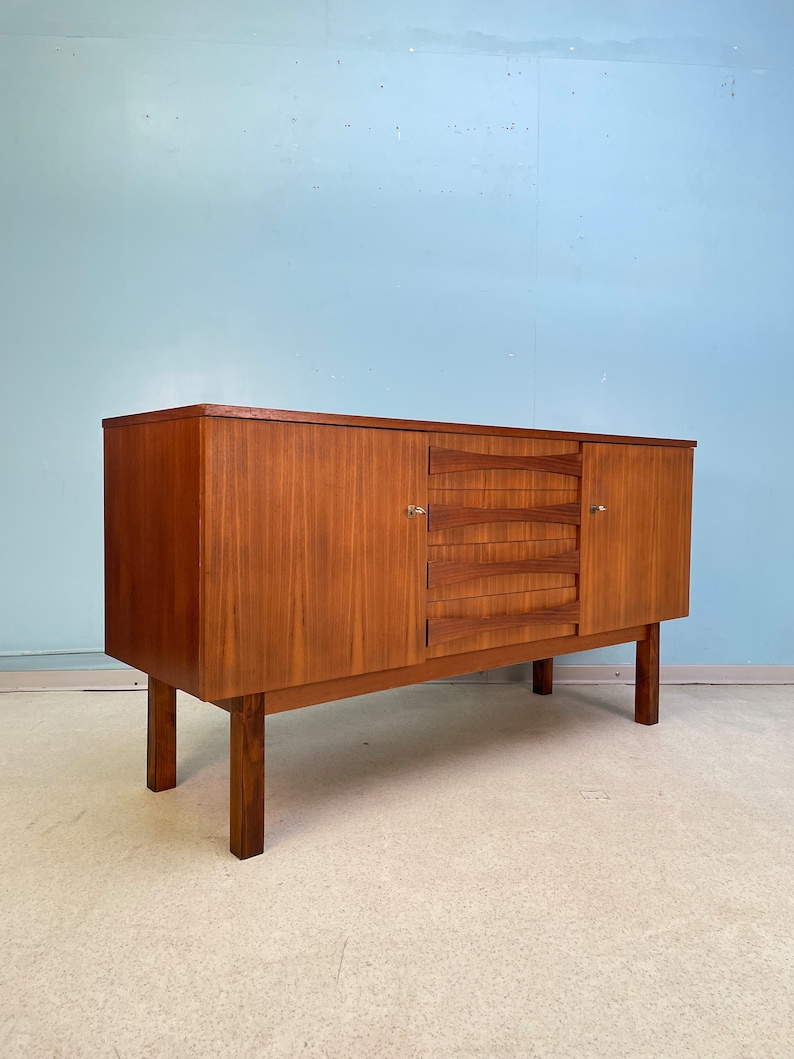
[103, 405, 696, 859]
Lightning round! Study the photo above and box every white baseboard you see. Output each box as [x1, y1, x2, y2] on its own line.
[0, 664, 793, 693]
[0, 669, 148, 692]
[450, 664, 794, 685]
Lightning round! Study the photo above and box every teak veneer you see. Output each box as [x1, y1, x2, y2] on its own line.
[103, 405, 696, 859]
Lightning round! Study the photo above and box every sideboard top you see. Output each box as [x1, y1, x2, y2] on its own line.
[102, 404, 697, 448]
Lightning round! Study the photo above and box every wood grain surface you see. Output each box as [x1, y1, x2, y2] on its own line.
[635, 623, 660, 725]
[428, 601, 580, 647]
[103, 404, 695, 861]
[532, 658, 554, 696]
[104, 412, 692, 707]
[429, 503, 581, 531]
[426, 586, 578, 655]
[147, 677, 176, 792]
[579, 444, 694, 635]
[428, 488, 579, 509]
[426, 522, 579, 547]
[103, 405, 697, 448]
[427, 571, 575, 603]
[429, 447, 583, 476]
[426, 539, 579, 563]
[426, 539, 580, 602]
[229, 692, 265, 859]
[428, 552, 580, 587]
[200, 419, 428, 699]
[262, 624, 650, 714]
[104, 419, 202, 695]
[424, 435, 584, 654]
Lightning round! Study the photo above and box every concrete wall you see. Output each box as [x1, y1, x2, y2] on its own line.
[1, 3, 792, 665]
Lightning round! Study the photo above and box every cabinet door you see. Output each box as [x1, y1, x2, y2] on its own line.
[200, 419, 428, 697]
[579, 443, 694, 636]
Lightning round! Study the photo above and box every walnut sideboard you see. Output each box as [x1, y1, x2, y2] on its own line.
[103, 405, 696, 859]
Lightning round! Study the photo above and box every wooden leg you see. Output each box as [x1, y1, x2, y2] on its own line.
[229, 693, 265, 860]
[147, 677, 177, 791]
[635, 623, 660, 725]
[532, 657, 554, 695]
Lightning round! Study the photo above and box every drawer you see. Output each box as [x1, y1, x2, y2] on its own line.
[426, 587, 579, 658]
[424, 434, 583, 657]
[427, 537, 579, 602]
[427, 520, 578, 547]
[428, 432, 582, 490]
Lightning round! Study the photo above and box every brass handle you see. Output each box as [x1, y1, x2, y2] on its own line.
[406, 505, 426, 519]
[590, 505, 607, 514]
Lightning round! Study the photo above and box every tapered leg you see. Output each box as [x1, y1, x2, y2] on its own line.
[147, 677, 177, 791]
[532, 658, 554, 695]
[635, 623, 660, 725]
[229, 692, 265, 860]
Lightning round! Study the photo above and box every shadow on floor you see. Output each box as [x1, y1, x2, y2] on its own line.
[172, 681, 638, 847]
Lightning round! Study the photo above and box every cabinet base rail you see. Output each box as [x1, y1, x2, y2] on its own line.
[146, 623, 661, 860]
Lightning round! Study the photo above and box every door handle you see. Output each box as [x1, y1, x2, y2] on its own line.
[406, 505, 427, 519]
[590, 505, 607, 514]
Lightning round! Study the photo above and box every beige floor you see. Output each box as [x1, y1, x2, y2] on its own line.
[0, 682, 792, 1059]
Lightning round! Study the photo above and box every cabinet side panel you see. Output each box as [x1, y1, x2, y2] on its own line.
[579, 444, 694, 635]
[200, 420, 427, 699]
[104, 420, 201, 694]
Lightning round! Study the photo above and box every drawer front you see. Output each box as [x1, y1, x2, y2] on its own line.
[425, 434, 582, 657]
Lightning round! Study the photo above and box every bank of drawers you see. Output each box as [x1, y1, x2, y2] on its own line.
[425, 433, 582, 657]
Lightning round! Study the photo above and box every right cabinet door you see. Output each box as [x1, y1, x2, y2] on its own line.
[578, 443, 694, 636]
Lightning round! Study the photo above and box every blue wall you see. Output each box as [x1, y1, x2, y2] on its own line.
[1, 3, 792, 665]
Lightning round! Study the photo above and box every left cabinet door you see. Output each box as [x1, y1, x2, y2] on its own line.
[200, 419, 429, 698]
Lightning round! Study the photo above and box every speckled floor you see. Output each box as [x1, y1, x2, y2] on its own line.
[1, 682, 792, 1059]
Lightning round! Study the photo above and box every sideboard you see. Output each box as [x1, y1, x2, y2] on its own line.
[103, 405, 696, 859]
